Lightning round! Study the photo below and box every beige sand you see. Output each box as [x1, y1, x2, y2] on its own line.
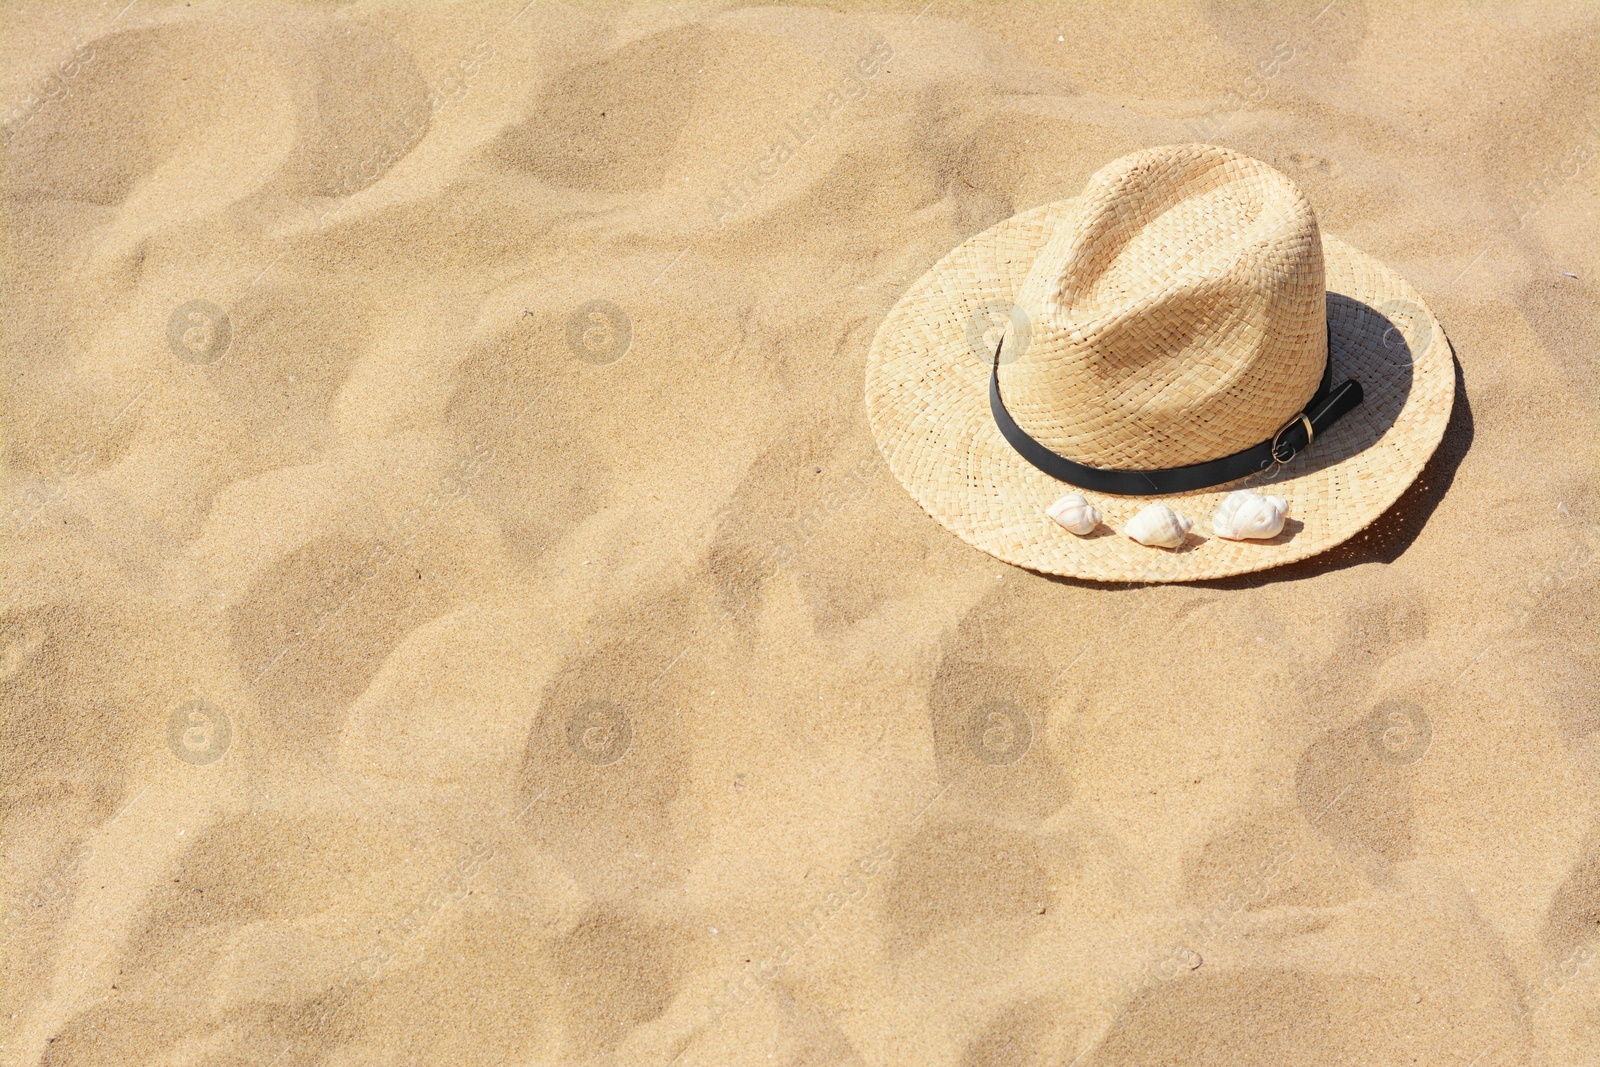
[2, 1, 1596, 1064]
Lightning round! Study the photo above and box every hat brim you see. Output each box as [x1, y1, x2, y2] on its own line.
[864, 199, 1455, 583]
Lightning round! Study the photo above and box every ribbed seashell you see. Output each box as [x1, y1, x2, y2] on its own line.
[1124, 503, 1194, 549]
[1046, 492, 1101, 535]
[1211, 490, 1289, 541]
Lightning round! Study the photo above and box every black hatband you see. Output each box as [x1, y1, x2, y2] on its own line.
[988, 332, 1363, 495]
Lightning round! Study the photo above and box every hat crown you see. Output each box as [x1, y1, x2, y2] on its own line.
[998, 144, 1327, 469]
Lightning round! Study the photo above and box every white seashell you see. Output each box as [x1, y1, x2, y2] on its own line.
[1047, 493, 1101, 535]
[1210, 490, 1289, 541]
[1124, 503, 1194, 549]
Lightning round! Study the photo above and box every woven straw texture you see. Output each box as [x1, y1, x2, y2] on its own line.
[1001, 144, 1328, 468]
[864, 151, 1454, 583]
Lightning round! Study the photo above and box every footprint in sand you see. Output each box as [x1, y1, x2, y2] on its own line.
[3, 17, 428, 207]
[927, 584, 1075, 826]
[493, 25, 710, 195]
[962, 996, 1078, 1067]
[880, 819, 1057, 962]
[515, 585, 696, 900]
[201, 278, 372, 473]
[547, 904, 683, 1058]
[1079, 967, 1499, 1067]
[1543, 843, 1600, 969]
[1293, 706, 1422, 878]
[34, 808, 413, 1064]
[228, 534, 463, 756]
[443, 327, 612, 571]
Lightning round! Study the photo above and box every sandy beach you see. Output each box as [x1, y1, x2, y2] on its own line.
[2, 1, 1597, 1064]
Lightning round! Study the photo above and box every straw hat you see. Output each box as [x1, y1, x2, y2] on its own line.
[865, 144, 1454, 582]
